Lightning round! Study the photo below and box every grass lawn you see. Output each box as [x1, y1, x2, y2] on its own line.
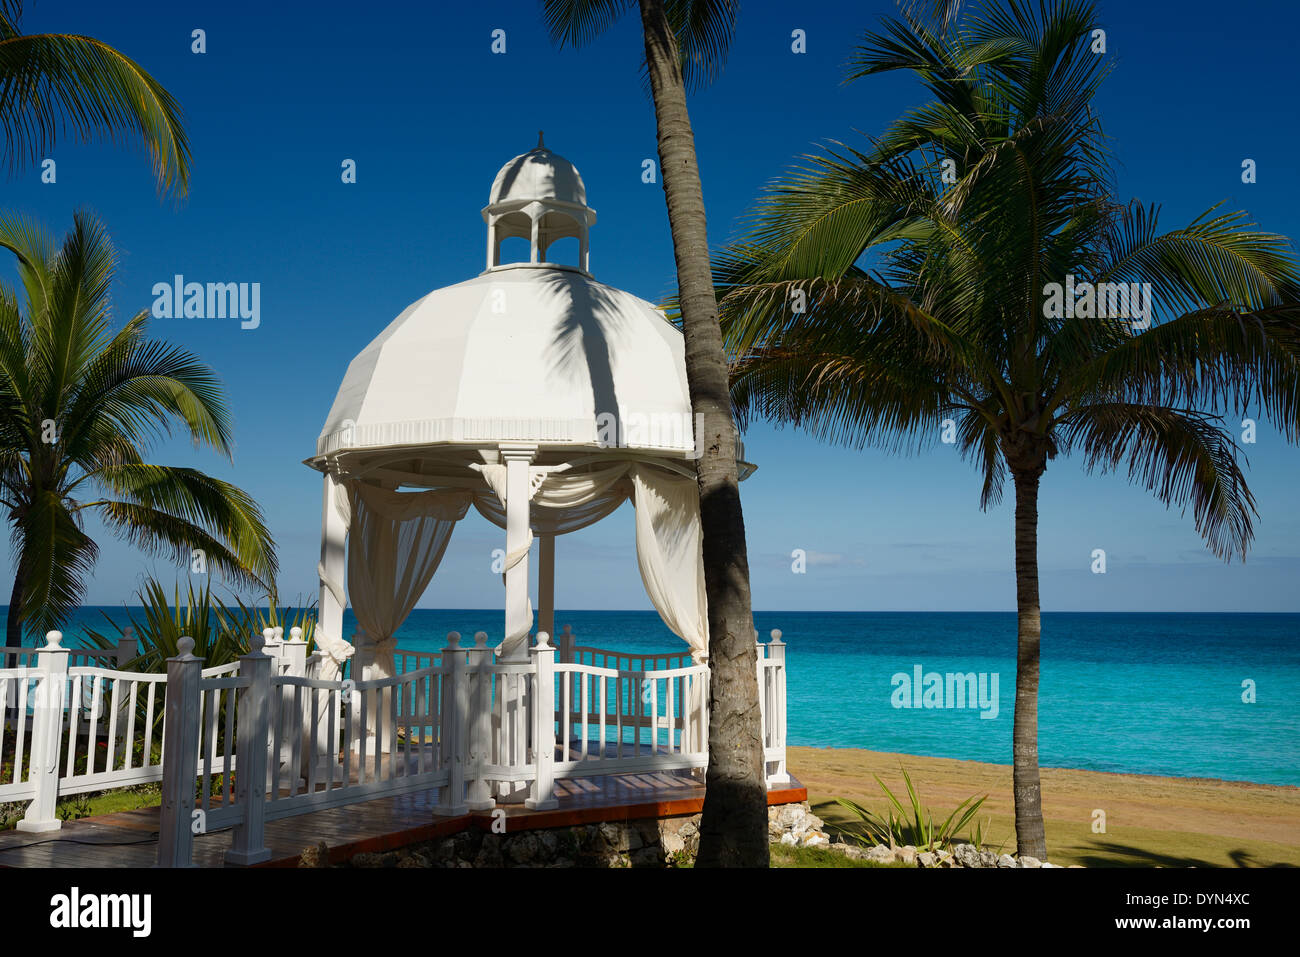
[791, 746, 1300, 868]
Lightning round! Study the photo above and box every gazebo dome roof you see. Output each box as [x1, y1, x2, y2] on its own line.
[489, 143, 587, 208]
[314, 265, 695, 460]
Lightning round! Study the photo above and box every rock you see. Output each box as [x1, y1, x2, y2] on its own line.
[780, 832, 798, 846]
[916, 851, 938, 868]
[866, 845, 896, 864]
[662, 832, 686, 856]
[952, 843, 981, 868]
[350, 851, 396, 868]
[1018, 855, 1042, 868]
[298, 841, 330, 868]
[997, 854, 1017, 868]
[979, 850, 998, 869]
[598, 822, 629, 852]
[897, 846, 918, 865]
[1068, 864, 1085, 869]
[629, 846, 662, 867]
[474, 833, 503, 868]
[802, 831, 830, 848]
[431, 838, 457, 864]
[934, 849, 954, 867]
[1040, 861, 1059, 868]
[841, 846, 865, 860]
[396, 855, 426, 868]
[505, 832, 541, 865]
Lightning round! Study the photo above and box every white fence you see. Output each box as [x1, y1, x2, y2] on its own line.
[0, 624, 789, 866]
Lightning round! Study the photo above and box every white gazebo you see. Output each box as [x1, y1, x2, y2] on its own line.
[301, 138, 779, 807]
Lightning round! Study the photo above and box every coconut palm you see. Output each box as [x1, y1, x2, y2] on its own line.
[713, 0, 1300, 858]
[539, 0, 766, 866]
[0, 0, 190, 199]
[0, 210, 277, 644]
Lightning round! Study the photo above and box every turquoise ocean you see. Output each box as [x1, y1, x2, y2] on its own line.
[18, 608, 1300, 787]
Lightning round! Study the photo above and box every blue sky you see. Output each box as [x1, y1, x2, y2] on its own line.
[3, 0, 1300, 614]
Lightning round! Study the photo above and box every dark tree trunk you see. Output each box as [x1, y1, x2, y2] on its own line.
[638, 0, 768, 867]
[1011, 465, 1048, 859]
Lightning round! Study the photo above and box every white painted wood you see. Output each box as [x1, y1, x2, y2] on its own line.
[225, 635, 272, 865]
[156, 638, 202, 867]
[16, 632, 69, 832]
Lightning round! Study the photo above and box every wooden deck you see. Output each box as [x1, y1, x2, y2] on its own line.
[0, 771, 806, 868]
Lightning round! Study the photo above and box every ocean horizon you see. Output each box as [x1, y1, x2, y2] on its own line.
[9, 607, 1297, 789]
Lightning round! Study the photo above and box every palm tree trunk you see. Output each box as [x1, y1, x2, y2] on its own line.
[638, 0, 768, 867]
[1012, 466, 1048, 859]
[7, 564, 25, 646]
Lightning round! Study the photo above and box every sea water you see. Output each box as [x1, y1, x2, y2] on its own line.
[33, 608, 1300, 787]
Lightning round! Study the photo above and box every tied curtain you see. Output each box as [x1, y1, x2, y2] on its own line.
[344, 483, 473, 682]
[472, 461, 708, 662]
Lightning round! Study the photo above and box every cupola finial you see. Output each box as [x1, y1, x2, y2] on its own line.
[538, 130, 545, 150]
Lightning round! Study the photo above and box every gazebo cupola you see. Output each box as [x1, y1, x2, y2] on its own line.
[483, 132, 596, 273]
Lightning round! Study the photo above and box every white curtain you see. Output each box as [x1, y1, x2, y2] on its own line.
[346, 482, 472, 682]
[629, 464, 709, 661]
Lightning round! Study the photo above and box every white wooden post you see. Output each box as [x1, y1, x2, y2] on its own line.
[526, 632, 558, 810]
[17, 632, 70, 833]
[500, 445, 535, 660]
[318, 471, 347, 668]
[225, 633, 272, 865]
[766, 629, 789, 786]
[115, 626, 137, 668]
[465, 632, 494, 811]
[156, 637, 202, 867]
[435, 632, 468, 815]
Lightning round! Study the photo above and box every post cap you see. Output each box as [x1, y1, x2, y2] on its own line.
[44, 630, 63, 648]
[535, 631, 551, 650]
[445, 631, 462, 649]
[249, 630, 265, 653]
[262, 627, 276, 642]
[474, 631, 489, 648]
[770, 629, 784, 644]
[290, 627, 304, 642]
[177, 636, 196, 658]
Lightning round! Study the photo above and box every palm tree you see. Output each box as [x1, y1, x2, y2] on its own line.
[0, 0, 190, 199]
[712, 0, 1300, 858]
[0, 210, 277, 644]
[540, 0, 766, 865]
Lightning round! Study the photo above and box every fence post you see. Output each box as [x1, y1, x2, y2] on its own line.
[766, 629, 789, 786]
[526, 632, 558, 810]
[115, 626, 137, 669]
[156, 637, 203, 867]
[16, 631, 70, 833]
[559, 624, 574, 664]
[435, 632, 468, 816]
[225, 632, 272, 865]
[465, 632, 494, 811]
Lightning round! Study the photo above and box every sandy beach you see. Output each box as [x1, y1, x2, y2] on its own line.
[790, 746, 1300, 867]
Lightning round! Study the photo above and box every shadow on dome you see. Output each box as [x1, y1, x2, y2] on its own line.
[532, 269, 631, 429]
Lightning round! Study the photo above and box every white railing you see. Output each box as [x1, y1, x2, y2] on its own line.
[144, 624, 787, 867]
[0, 631, 179, 831]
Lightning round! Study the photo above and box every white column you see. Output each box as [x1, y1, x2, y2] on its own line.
[538, 523, 555, 642]
[318, 471, 347, 659]
[500, 445, 535, 661]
